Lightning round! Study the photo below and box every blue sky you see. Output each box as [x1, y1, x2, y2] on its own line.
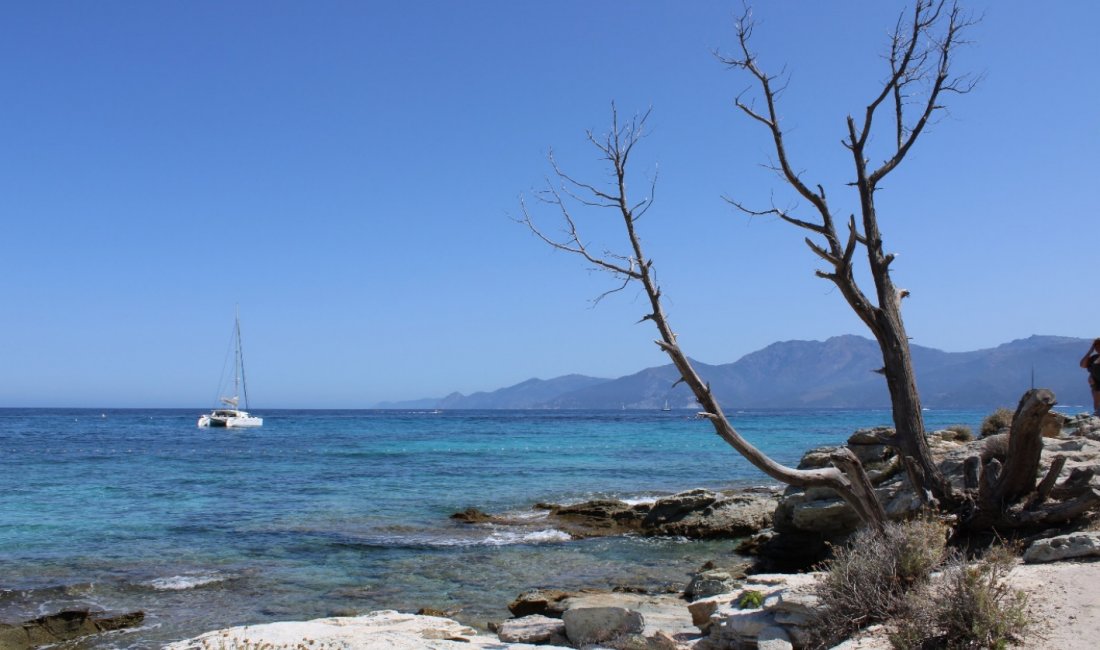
[1, 2, 1096, 407]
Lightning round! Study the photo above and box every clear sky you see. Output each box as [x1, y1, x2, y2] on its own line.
[1, 2, 1096, 408]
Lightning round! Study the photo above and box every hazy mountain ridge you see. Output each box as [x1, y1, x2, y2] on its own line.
[377, 335, 1094, 410]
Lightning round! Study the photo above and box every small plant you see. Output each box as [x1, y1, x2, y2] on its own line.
[943, 424, 974, 442]
[737, 589, 764, 609]
[980, 408, 1014, 437]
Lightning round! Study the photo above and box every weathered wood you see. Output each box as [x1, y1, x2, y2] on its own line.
[1050, 467, 1096, 501]
[830, 448, 888, 532]
[994, 389, 1056, 502]
[1009, 488, 1100, 527]
[963, 456, 981, 491]
[1029, 455, 1067, 507]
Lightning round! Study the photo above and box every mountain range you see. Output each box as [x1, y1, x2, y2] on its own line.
[375, 335, 1095, 410]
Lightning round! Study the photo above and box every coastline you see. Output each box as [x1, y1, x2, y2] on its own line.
[156, 556, 1100, 649]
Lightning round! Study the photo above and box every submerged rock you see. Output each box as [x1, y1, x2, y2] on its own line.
[0, 610, 144, 650]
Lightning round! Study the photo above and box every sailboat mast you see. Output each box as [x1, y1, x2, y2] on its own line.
[237, 309, 251, 411]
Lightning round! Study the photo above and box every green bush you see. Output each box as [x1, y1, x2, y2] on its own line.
[737, 589, 764, 609]
[980, 408, 1014, 437]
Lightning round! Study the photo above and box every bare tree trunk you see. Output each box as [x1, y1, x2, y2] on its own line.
[722, 1, 976, 508]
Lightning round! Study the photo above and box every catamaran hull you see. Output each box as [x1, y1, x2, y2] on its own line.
[197, 413, 263, 428]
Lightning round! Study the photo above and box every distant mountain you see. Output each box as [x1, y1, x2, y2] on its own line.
[378, 335, 1095, 410]
[376, 374, 610, 410]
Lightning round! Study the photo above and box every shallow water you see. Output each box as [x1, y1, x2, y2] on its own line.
[0, 408, 984, 647]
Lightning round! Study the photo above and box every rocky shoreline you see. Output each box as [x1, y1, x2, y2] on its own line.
[8, 414, 1100, 649]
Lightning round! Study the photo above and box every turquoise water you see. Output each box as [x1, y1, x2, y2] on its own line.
[0, 408, 985, 648]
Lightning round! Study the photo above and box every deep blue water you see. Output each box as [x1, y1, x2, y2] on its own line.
[0, 408, 986, 648]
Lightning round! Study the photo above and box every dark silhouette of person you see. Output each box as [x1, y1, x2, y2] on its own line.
[1080, 338, 1100, 416]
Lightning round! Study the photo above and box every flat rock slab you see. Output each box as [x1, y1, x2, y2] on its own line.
[1024, 532, 1100, 563]
[561, 592, 696, 638]
[163, 610, 567, 649]
[497, 614, 566, 645]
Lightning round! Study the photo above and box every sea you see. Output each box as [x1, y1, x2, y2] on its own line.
[0, 407, 989, 648]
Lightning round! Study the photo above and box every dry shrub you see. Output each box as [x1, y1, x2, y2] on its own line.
[810, 519, 948, 647]
[943, 424, 974, 442]
[891, 545, 1029, 650]
[980, 408, 1014, 437]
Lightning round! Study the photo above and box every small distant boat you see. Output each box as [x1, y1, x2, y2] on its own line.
[662, 400, 672, 412]
[198, 309, 262, 428]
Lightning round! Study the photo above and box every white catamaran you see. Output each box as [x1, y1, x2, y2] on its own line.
[197, 310, 262, 428]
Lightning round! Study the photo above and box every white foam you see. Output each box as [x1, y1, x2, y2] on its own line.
[484, 528, 572, 545]
[147, 574, 225, 591]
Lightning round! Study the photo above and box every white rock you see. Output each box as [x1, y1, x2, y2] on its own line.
[497, 614, 566, 644]
[164, 610, 564, 649]
[561, 592, 694, 637]
[758, 624, 794, 650]
[1024, 532, 1100, 563]
[712, 607, 775, 642]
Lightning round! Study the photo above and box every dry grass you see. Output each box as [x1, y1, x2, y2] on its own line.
[891, 545, 1029, 649]
[980, 408, 1014, 437]
[810, 519, 948, 647]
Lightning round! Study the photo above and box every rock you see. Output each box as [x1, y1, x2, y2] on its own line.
[0, 610, 144, 650]
[497, 615, 567, 645]
[508, 589, 573, 618]
[1023, 532, 1100, 563]
[848, 427, 894, 445]
[164, 610, 565, 649]
[685, 570, 739, 601]
[645, 490, 777, 538]
[797, 446, 844, 470]
[711, 607, 775, 643]
[450, 507, 496, 523]
[643, 489, 718, 524]
[559, 592, 696, 638]
[547, 499, 647, 537]
[767, 591, 820, 627]
[562, 607, 645, 646]
[757, 625, 794, 650]
[687, 594, 735, 630]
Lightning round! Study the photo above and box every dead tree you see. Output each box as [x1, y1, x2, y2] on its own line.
[520, 106, 886, 532]
[960, 389, 1100, 530]
[720, 1, 978, 508]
